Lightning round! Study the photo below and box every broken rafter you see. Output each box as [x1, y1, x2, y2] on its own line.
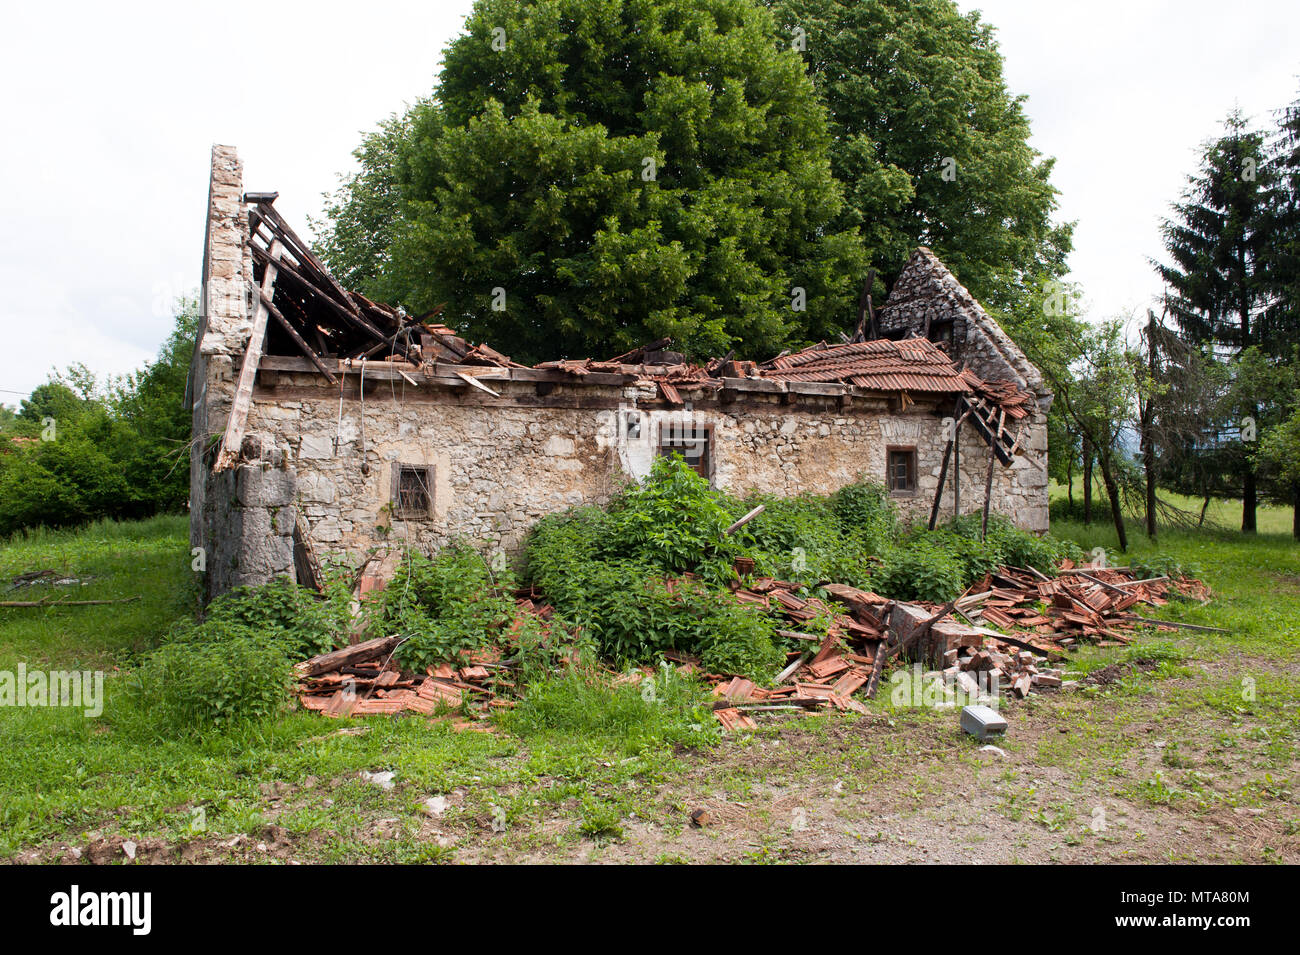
[215, 238, 283, 472]
[260, 292, 339, 385]
[248, 242, 389, 345]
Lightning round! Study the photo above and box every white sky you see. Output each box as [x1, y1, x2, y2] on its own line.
[1, 0, 1296, 403]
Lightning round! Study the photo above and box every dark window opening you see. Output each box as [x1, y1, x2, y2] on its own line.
[928, 319, 955, 353]
[658, 421, 713, 481]
[392, 464, 433, 518]
[887, 447, 917, 494]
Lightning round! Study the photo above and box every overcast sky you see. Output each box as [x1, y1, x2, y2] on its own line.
[1, 0, 1296, 403]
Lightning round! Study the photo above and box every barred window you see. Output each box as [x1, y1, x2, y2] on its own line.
[658, 421, 713, 481]
[392, 464, 434, 518]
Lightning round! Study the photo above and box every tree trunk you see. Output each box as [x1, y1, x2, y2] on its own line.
[1098, 454, 1129, 552]
[1243, 470, 1258, 534]
[1141, 417, 1157, 540]
[1066, 452, 1075, 510]
[1293, 483, 1300, 541]
[1082, 439, 1094, 525]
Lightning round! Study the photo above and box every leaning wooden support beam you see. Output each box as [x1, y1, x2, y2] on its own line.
[980, 438, 997, 540]
[929, 400, 973, 530]
[929, 439, 953, 531]
[724, 504, 766, 536]
[215, 239, 282, 472]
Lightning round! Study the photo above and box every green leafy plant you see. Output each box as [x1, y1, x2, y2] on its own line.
[129, 625, 295, 731]
[371, 544, 521, 672]
[203, 574, 350, 659]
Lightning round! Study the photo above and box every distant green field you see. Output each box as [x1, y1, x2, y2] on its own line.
[1050, 478, 1295, 537]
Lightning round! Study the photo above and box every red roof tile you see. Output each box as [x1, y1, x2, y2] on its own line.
[762, 338, 974, 393]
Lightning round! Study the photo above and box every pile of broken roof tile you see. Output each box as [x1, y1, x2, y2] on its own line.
[295, 559, 1209, 735]
[294, 594, 567, 727]
[700, 560, 1210, 731]
[956, 561, 1206, 649]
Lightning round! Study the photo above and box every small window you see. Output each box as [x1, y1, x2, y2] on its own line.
[887, 447, 917, 494]
[658, 421, 713, 481]
[929, 319, 955, 353]
[391, 464, 433, 519]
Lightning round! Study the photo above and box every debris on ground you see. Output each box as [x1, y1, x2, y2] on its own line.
[8, 569, 96, 590]
[294, 557, 1211, 736]
[294, 595, 565, 724]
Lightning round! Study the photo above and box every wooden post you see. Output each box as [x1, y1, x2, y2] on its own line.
[929, 400, 969, 530]
[929, 440, 953, 531]
[215, 239, 282, 471]
[980, 439, 997, 540]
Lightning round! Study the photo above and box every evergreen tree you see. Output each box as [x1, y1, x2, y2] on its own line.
[1155, 110, 1280, 533]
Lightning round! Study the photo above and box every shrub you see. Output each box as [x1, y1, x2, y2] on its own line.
[370, 544, 521, 673]
[604, 455, 742, 575]
[831, 479, 898, 546]
[937, 514, 1082, 578]
[204, 575, 348, 659]
[870, 539, 967, 602]
[129, 626, 294, 730]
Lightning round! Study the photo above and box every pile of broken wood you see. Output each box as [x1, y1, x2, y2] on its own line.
[701, 559, 1213, 731]
[294, 594, 567, 728]
[294, 558, 1212, 733]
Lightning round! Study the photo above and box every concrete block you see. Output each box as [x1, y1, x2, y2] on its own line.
[960, 704, 1007, 740]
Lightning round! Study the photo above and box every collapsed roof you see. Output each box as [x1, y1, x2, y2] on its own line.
[232, 193, 1039, 469]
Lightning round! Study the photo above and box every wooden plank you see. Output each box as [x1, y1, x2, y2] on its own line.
[455, 370, 502, 396]
[980, 437, 997, 540]
[724, 504, 765, 536]
[215, 239, 282, 472]
[296, 635, 402, 677]
[292, 515, 324, 593]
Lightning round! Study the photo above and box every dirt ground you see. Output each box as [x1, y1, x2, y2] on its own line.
[15, 648, 1296, 867]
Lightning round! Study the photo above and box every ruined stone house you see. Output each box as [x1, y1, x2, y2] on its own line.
[188, 146, 1051, 600]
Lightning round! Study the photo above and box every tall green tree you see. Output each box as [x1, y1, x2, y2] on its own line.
[1265, 91, 1300, 331]
[323, 0, 865, 362]
[763, 0, 1072, 320]
[1156, 110, 1281, 533]
[1036, 319, 1141, 552]
[0, 301, 197, 536]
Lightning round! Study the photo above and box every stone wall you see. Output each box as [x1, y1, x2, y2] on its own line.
[189, 145, 298, 598]
[239, 374, 1049, 568]
[879, 247, 1046, 397]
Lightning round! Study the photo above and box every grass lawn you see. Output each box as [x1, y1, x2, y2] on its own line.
[0, 501, 1296, 864]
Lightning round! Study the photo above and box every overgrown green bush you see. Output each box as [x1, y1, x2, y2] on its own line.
[869, 537, 967, 602]
[369, 544, 523, 673]
[736, 492, 876, 586]
[831, 479, 898, 546]
[605, 454, 743, 578]
[525, 543, 784, 678]
[129, 624, 295, 730]
[204, 575, 349, 659]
